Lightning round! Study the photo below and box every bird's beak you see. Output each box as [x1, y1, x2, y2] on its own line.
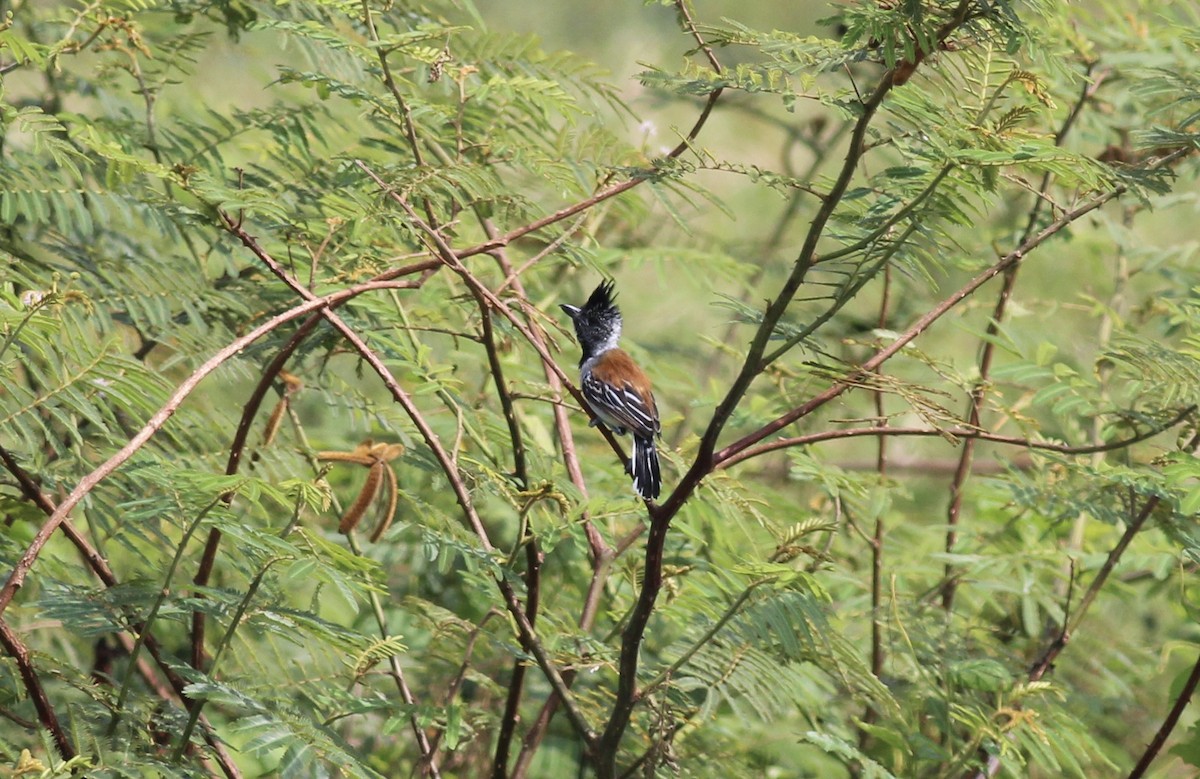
[560, 304, 580, 319]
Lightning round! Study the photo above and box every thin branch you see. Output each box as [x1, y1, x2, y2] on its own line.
[0, 279, 411, 617]
[716, 407, 1195, 471]
[359, 0, 426, 171]
[942, 61, 1105, 613]
[472, 262, 544, 779]
[420, 614, 497, 773]
[191, 311, 324, 670]
[348, 533, 443, 778]
[713, 179, 1138, 468]
[0, 617, 73, 758]
[482, 229, 605, 778]
[0, 445, 115, 587]
[1125, 648, 1200, 779]
[971, 499, 1162, 779]
[672, 116, 852, 447]
[641, 582, 765, 696]
[220, 215, 598, 752]
[861, 265, 893, 752]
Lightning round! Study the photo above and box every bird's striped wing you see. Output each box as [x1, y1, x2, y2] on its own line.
[582, 372, 660, 439]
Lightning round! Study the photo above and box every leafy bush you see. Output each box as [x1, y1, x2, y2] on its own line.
[2, 1, 1200, 777]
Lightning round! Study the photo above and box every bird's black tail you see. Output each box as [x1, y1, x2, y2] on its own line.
[631, 435, 661, 501]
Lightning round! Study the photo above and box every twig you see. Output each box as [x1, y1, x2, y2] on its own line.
[994, 427, 1200, 779]
[0, 445, 115, 587]
[220, 216, 598, 752]
[481, 278, 542, 779]
[861, 265, 893, 752]
[424, 612, 497, 773]
[0, 280, 411, 617]
[0, 617, 73, 758]
[973, 493, 1178, 779]
[716, 407, 1195, 470]
[191, 311, 324, 670]
[1125, 648, 1200, 778]
[640, 582, 766, 696]
[942, 61, 1104, 612]
[347, 533, 443, 778]
[482, 231, 603, 779]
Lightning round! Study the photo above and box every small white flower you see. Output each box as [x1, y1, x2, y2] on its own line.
[638, 120, 657, 137]
[19, 290, 46, 308]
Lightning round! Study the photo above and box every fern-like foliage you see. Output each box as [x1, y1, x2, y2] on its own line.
[3, 1, 1200, 778]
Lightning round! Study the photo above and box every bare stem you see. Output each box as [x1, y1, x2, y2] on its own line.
[942, 62, 1105, 613]
[0, 281, 410, 617]
[1125, 648, 1200, 779]
[0, 617, 73, 758]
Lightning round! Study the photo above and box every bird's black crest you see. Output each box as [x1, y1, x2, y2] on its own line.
[561, 279, 623, 362]
[584, 279, 618, 316]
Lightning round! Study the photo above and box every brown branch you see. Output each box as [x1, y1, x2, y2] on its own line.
[594, 508, 671, 778]
[594, 8, 979, 774]
[860, 266, 892, 751]
[359, 0, 426, 171]
[713, 181, 1132, 469]
[481, 232, 600, 779]
[1125, 648, 1200, 779]
[423, 611, 497, 773]
[219, 216, 598, 753]
[0, 445, 115, 587]
[0, 617, 73, 758]
[0, 447, 242, 778]
[672, 118, 851, 449]
[942, 62, 1106, 613]
[0, 279, 411, 617]
[680, 41, 902, 496]
[476, 281, 543, 779]
[180, 260, 451, 668]
[493, 538, 542, 779]
[971, 500, 1159, 779]
[191, 311, 324, 671]
[716, 407, 1195, 471]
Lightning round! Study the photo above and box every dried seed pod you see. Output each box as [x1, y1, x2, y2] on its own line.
[339, 460, 384, 534]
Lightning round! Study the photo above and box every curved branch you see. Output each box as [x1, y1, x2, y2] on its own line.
[0, 617, 73, 758]
[713, 181, 1136, 468]
[716, 407, 1196, 470]
[0, 279, 413, 617]
[1126, 647, 1200, 779]
[942, 62, 1106, 612]
[220, 214, 598, 751]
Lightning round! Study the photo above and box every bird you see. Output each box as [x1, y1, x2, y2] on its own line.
[560, 280, 662, 501]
